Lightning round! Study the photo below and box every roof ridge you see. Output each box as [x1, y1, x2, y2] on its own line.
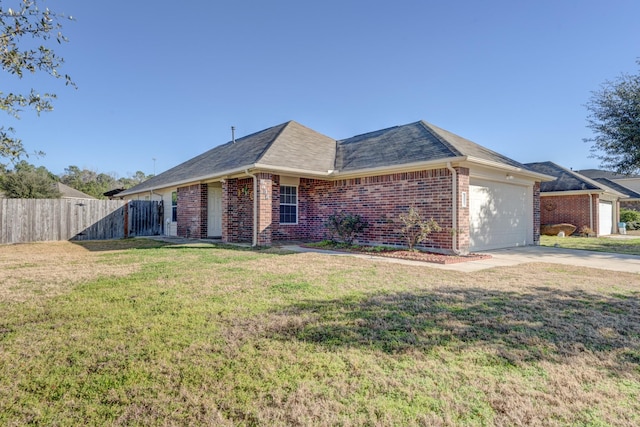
[339, 123, 401, 141]
[536, 161, 621, 193]
[254, 121, 292, 164]
[418, 121, 464, 157]
[547, 161, 607, 190]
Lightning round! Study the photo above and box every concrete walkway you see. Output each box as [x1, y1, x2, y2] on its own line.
[280, 244, 640, 274]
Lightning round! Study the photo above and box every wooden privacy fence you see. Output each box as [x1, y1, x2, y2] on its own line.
[0, 199, 162, 244]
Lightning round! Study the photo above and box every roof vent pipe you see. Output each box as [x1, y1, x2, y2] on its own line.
[231, 126, 236, 144]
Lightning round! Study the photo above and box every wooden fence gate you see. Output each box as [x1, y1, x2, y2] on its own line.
[126, 200, 162, 237]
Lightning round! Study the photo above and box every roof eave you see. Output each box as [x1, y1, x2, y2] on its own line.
[331, 157, 468, 180]
[118, 164, 257, 196]
[463, 156, 555, 181]
[541, 189, 608, 197]
[252, 163, 334, 179]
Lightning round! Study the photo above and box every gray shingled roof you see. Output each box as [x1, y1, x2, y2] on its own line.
[524, 161, 616, 193]
[120, 121, 335, 196]
[576, 169, 640, 179]
[122, 119, 541, 196]
[594, 178, 640, 199]
[336, 121, 527, 171]
[56, 182, 96, 199]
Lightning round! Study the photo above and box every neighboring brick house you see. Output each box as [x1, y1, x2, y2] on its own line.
[576, 170, 640, 212]
[525, 162, 628, 236]
[119, 120, 550, 253]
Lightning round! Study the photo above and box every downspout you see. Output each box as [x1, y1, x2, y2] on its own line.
[588, 193, 594, 233]
[245, 169, 258, 247]
[446, 162, 458, 254]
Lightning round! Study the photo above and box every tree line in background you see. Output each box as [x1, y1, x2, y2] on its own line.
[0, 161, 152, 199]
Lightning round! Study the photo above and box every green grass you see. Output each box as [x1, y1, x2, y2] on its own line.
[0, 240, 639, 426]
[541, 235, 640, 255]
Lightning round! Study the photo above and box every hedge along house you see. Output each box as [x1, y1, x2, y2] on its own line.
[524, 161, 628, 236]
[119, 120, 550, 253]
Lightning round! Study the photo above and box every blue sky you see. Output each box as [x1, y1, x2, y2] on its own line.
[9, 0, 640, 178]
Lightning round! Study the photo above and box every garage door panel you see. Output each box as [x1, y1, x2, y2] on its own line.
[470, 179, 529, 251]
[598, 201, 612, 236]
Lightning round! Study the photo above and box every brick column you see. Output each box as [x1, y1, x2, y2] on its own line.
[177, 184, 207, 238]
[256, 173, 273, 246]
[455, 167, 470, 254]
[533, 182, 541, 245]
[221, 179, 238, 242]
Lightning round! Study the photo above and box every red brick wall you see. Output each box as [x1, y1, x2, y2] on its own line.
[270, 168, 457, 252]
[177, 184, 207, 238]
[455, 168, 470, 253]
[222, 179, 237, 242]
[533, 182, 541, 244]
[540, 194, 598, 234]
[256, 173, 273, 246]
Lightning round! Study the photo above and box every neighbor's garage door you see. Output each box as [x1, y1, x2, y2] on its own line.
[469, 179, 529, 251]
[598, 201, 613, 236]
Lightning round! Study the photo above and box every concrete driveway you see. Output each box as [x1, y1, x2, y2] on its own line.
[448, 246, 640, 273]
[282, 244, 640, 273]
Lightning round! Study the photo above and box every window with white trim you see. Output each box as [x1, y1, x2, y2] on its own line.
[279, 185, 297, 224]
[171, 191, 178, 222]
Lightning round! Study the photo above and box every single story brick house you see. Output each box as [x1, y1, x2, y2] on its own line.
[525, 162, 628, 236]
[119, 120, 551, 253]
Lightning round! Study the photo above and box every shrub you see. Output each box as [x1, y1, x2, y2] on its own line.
[324, 211, 369, 245]
[579, 225, 595, 237]
[620, 208, 640, 223]
[397, 206, 442, 251]
[626, 221, 640, 230]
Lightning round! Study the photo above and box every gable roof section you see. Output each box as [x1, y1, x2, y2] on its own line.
[594, 178, 640, 200]
[576, 169, 640, 180]
[524, 161, 624, 195]
[56, 182, 96, 199]
[120, 121, 335, 196]
[256, 121, 336, 172]
[336, 121, 528, 172]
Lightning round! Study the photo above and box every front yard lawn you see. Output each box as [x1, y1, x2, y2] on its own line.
[1, 240, 639, 426]
[541, 235, 640, 256]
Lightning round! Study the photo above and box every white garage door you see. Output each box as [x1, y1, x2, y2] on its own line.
[469, 179, 529, 251]
[598, 201, 613, 236]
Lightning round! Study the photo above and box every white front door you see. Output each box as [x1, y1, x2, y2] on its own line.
[208, 186, 222, 237]
[598, 201, 613, 236]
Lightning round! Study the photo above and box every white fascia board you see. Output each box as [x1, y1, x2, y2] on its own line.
[328, 157, 468, 180]
[252, 163, 334, 179]
[463, 157, 555, 182]
[118, 165, 256, 196]
[541, 190, 605, 197]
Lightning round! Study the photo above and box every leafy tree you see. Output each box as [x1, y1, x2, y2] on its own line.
[584, 60, 640, 175]
[59, 166, 153, 199]
[117, 170, 153, 189]
[0, 160, 61, 198]
[1, 1, 75, 165]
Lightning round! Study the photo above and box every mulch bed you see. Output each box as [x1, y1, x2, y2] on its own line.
[303, 244, 492, 265]
[359, 250, 492, 264]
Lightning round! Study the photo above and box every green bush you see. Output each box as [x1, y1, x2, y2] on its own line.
[626, 221, 640, 230]
[620, 208, 640, 223]
[324, 211, 369, 244]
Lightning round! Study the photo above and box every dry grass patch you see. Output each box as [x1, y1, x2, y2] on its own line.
[0, 240, 639, 426]
[0, 241, 160, 303]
